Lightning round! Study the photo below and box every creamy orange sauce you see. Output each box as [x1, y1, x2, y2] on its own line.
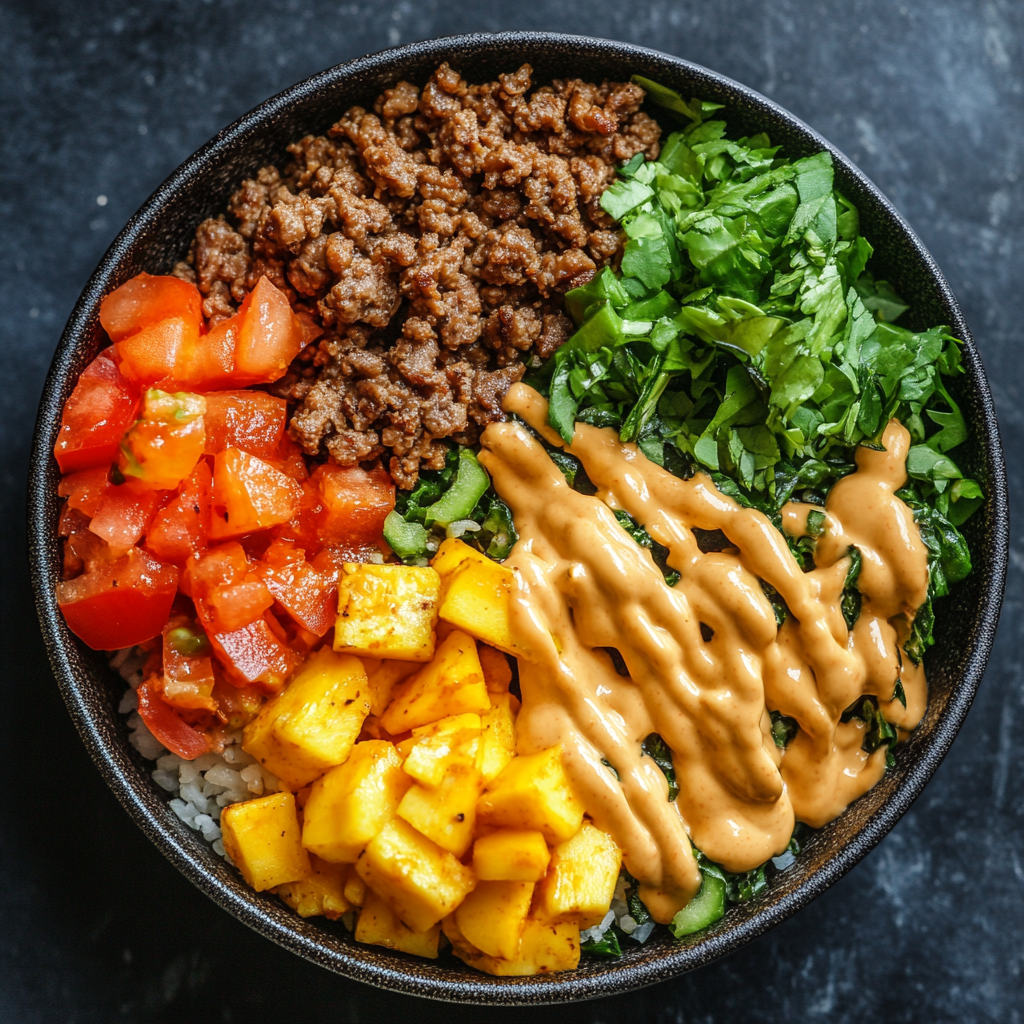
[478, 384, 930, 923]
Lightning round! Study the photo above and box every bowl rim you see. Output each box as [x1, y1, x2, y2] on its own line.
[27, 30, 1009, 1004]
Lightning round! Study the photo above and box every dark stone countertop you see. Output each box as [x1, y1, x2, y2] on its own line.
[2, 2, 1022, 1021]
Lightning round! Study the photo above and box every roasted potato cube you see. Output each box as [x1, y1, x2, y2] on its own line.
[397, 761, 483, 856]
[536, 822, 622, 928]
[355, 887, 441, 958]
[398, 713, 482, 787]
[361, 658, 419, 717]
[455, 880, 534, 960]
[476, 746, 584, 844]
[242, 647, 369, 790]
[379, 629, 490, 734]
[479, 645, 513, 693]
[472, 828, 551, 882]
[344, 872, 367, 908]
[221, 792, 309, 892]
[355, 818, 475, 932]
[275, 854, 351, 919]
[445, 913, 580, 976]
[431, 537, 490, 586]
[302, 740, 410, 863]
[437, 557, 518, 654]
[334, 564, 440, 662]
[478, 692, 518, 781]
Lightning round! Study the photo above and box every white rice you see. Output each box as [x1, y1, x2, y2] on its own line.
[113, 647, 281, 862]
[580, 872, 657, 945]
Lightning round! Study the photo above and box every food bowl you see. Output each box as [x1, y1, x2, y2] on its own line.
[27, 31, 1008, 1004]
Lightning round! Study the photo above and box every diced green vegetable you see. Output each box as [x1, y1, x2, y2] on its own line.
[670, 874, 726, 937]
[423, 448, 490, 527]
[383, 511, 428, 560]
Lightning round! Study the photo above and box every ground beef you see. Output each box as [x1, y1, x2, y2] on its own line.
[176, 64, 660, 487]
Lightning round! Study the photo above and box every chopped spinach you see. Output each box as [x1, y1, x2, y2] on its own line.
[642, 733, 679, 801]
[770, 710, 798, 748]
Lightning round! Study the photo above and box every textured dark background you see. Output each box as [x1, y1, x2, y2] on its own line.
[2, 1, 1023, 1021]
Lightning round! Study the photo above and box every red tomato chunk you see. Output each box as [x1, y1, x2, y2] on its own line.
[137, 679, 210, 760]
[210, 448, 301, 539]
[203, 391, 287, 459]
[56, 548, 178, 650]
[99, 273, 203, 343]
[53, 350, 139, 473]
[312, 463, 395, 544]
[145, 460, 212, 564]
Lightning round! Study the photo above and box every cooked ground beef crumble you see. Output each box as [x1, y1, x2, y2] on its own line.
[173, 64, 661, 488]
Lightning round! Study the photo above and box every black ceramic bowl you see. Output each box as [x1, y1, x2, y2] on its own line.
[28, 31, 1008, 1005]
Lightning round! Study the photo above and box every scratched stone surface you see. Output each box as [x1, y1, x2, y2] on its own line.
[1, 1, 1022, 1021]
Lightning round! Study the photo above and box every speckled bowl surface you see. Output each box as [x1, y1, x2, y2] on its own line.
[27, 31, 1008, 1005]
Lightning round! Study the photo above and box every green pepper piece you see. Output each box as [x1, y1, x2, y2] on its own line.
[383, 510, 429, 560]
[670, 873, 727, 937]
[423, 449, 491, 528]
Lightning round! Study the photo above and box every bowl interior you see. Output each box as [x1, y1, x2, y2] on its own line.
[27, 32, 1008, 1004]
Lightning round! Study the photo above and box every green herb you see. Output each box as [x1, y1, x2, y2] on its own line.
[842, 695, 899, 767]
[893, 678, 907, 708]
[613, 510, 681, 587]
[642, 733, 679, 801]
[581, 927, 624, 957]
[770, 710, 798, 748]
[623, 870, 653, 926]
[542, 80, 979, 540]
[841, 545, 863, 630]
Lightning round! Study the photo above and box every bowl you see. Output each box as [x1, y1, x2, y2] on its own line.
[27, 31, 1009, 1004]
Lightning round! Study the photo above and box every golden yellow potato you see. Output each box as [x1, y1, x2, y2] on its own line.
[536, 822, 622, 928]
[476, 746, 585, 844]
[472, 828, 551, 882]
[398, 713, 482, 788]
[478, 692, 518, 781]
[361, 658, 420, 717]
[355, 818, 475, 933]
[274, 854, 351, 919]
[437, 557, 518, 655]
[242, 647, 369, 790]
[455, 880, 534, 960]
[397, 761, 483, 856]
[478, 645, 513, 694]
[355, 888, 441, 958]
[334, 564, 440, 662]
[379, 629, 490, 735]
[301, 740, 410, 863]
[220, 792, 309, 892]
[445, 913, 581, 976]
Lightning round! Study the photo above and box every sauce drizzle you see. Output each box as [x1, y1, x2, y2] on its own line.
[479, 384, 930, 923]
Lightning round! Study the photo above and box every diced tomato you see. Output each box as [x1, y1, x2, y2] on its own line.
[137, 679, 210, 760]
[53, 350, 139, 473]
[211, 679, 264, 730]
[60, 506, 116, 577]
[232, 277, 304, 385]
[200, 613, 301, 693]
[57, 466, 110, 518]
[209, 447, 302, 539]
[119, 390, 206, 490]
[56, 548, 178, 649]
[312, 463, 395, 545]
[145, 460, 212, 564]
[181, 542, 249, 597]
[159, 616, 217, 712]
[255, 540, 336, 636]
[114, 317, 202, 389]
[273, 434, 309, 482]
[204, 580, 275, 633]
[178, 313, 238, 390]
[202, 391, 287, 459]
[89, 481, 166, 549]
[99, 273, 203, 343]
